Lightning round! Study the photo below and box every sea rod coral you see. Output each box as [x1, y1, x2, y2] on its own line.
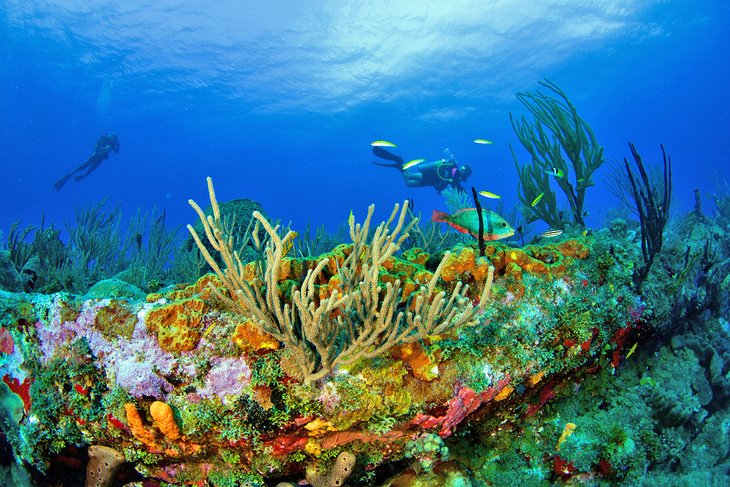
[187, 177, 495, 384]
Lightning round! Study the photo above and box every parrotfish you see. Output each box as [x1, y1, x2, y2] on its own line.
[432, 208, 514, 240]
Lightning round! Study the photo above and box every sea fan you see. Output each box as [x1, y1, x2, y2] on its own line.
[442, 186, 471, 213]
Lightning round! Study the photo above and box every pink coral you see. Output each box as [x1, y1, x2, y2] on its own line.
[317, 382, 341, 412]
[198, 357, 252, 404]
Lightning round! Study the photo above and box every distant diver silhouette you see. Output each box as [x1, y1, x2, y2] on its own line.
[372, 146, 472, 193]
[54, 133, 120, 191]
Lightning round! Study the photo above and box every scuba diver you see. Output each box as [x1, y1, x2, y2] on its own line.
[373, 146, 472, 193]
[54, 133, 120, 191]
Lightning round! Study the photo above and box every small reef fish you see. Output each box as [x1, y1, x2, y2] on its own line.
[281, 232, 298, 257]
[479, 190, 501, 199]
[473, 138, 493, 145]
[625, 342, 638, 359]
[556, 422, 577, 451]
[539, 229, 564, 238]
[202, 322, 218, 340]
[432, 208, 514, 240]
[402, 158, 426, 170]
[531, 192, 545, 207]
[544, 166, 565, 178]
[371, 140, 397, 148]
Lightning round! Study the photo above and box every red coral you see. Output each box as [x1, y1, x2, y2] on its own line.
[264, 435, 308, 457]
[613, 326, 631, 348]
[2, 375, 32, 412]
[413, 386, 484, 438]
[598, 458, 612, 475]
[611, 350, 623, 369]
[107, 413, 128, 432]
[0, 327, 14, 354]
[525, 383, 556, 417]
[553, 455, 576, 478]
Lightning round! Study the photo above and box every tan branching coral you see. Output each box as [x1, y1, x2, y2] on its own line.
[188, 177, 495, 384]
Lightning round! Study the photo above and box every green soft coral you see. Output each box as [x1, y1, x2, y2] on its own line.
[511, 80, 604, 228]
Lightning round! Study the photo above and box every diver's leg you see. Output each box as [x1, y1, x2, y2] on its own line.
[74, 161, 102, 181]
[55, 160, 90, 190]
[372, 147, 404, 165]
[373, 161, 403, 169]
[403, 172, 424, 187]
[53, 173, 73, 191]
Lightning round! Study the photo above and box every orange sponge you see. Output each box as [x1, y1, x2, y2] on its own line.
[150, 400, 181, 440]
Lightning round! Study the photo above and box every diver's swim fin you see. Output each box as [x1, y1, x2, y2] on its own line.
[53, 173, 72, 191]
[373, 161, 404, 169]
[372, 146, 404, 165]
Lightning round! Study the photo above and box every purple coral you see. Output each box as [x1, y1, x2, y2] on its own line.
[198, 357, 252, 404]
[38, 297, 198, 399]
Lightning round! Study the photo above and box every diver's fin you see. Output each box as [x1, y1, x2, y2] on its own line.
[372, 146, 404, 165]
[372, 160, 402, 168]
[53, 173, 72, 191]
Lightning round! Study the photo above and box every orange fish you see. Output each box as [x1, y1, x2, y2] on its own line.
[432, 208, 514, 240]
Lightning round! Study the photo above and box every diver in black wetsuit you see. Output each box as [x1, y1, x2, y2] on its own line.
[372, 146, 472, 193]
[54, 133, 120, 191]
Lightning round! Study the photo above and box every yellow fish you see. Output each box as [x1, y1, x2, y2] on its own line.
[474, 138, 493, 145]
[282, 231, 298, 257]
[402, 158, 426, 170]
[539, 229, 563, 238]
[625, 342, 638, 359]
[371, 140, 397, 148]
[479, 190, 501, 199]
[556, 422, 577, 451]
[531, 192, 545, 207]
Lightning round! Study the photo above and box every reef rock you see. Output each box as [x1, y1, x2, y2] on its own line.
[0, 236, 646, 486]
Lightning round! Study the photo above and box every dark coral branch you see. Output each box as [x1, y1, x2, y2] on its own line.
[624, 143, 672, 287]
[471, 187, 486, 257]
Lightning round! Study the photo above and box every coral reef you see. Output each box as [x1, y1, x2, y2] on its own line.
[0, 193, 645, 486]
[1, 181, 728, 486]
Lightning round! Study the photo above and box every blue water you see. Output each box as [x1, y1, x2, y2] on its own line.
[1, 0, 729, 237]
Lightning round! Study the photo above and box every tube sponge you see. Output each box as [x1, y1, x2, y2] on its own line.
[150, 400, 181, 440]
[85, 445, 125, 487]
[306, 451, 356, 487]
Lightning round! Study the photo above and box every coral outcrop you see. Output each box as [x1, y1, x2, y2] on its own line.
[0, 225, 642, 485]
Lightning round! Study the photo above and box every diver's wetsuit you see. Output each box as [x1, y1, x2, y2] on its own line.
[54, 134, 120, 191]
[372, 147, 471, 193]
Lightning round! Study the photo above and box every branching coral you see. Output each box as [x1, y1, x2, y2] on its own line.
[187, 177, 494, 385]
[623, 143, 672, 288]
[510, 80, 604, 228]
